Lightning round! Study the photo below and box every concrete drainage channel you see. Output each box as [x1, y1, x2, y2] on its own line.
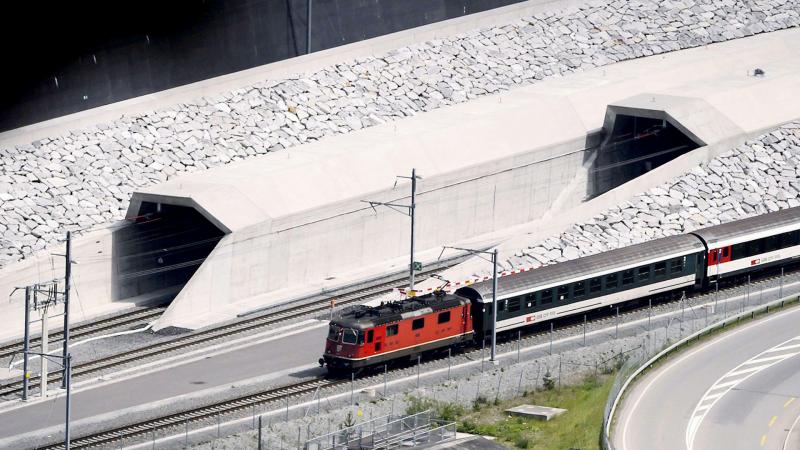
[19, 270, 800, 450]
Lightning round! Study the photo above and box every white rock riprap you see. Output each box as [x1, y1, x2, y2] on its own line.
[477, 122, 800, 277]
[1, 1, 799, 267]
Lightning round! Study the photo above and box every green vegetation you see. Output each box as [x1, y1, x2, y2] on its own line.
[408, 374, 615, 450]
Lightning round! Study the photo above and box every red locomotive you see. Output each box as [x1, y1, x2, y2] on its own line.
[320, 291, 473, 375]
[321, 207, 800, 376]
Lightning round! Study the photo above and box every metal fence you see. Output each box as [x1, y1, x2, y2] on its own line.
[303, 410, 457, 450]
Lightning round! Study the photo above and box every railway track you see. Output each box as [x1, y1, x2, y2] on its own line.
[0, 261, 460, 399]
[33, 267, 797, 450]
[0, 307, 165, 362]
[41, 377, 345, 450]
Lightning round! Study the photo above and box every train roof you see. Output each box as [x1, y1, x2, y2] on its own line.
[467, 233, 705, 301]
[691, 207, 800, 247]
[330, 292, 468, 330]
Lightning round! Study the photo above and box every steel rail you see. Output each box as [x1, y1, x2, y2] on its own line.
[0, 264, 452, 398]
[40, 378, 345, 450]
[0, 308, 165, 361]
[32, 268, 794, 450]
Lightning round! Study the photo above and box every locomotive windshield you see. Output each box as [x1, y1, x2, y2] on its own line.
[327, 324, 342, 342]
[342, 329, 358, 344]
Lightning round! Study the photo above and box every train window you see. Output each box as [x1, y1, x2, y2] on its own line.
[637, 265, 650, 281]
[557, 286, 569, 301]
[605, 273, 618, 289]
[327, 325, 342, 342]
[622, 270, 634, 285]
[541, 289, 553, 304]
[412, 318, 425, 330]
[367, 330, 374, 343]
[574, 281, 586, 298]
[748, 239, 763, 256]
[342, 329, 358, 344]
[438, 311, 451, 324]
[589, 278, 602, 293]
[765, 236, 780, 253]
[781, 231, 799, 249]
[525, 293, 535, 308]
[654, 262, 667, 277]
[386, 324, 399, 336]
[722, 247, 730, 258]
[732, 243, 746, 260]
[498, 300, 506, 312]
[508, 297, 521, 312]
[670, 257, 684, 273]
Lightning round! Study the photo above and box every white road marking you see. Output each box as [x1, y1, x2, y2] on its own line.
[742, 353, 800, 366]
[686, 336, 800, 450]
[619, 305, 800, 450]
[765, 343, 800, 353]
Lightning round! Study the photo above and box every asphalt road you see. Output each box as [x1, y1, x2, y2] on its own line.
[615, 305, 800, 450]
[0, 322, 329, 442]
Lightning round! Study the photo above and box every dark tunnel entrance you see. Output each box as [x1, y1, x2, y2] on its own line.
[588, 114, 700, 199]
[111, 203, 225, 305]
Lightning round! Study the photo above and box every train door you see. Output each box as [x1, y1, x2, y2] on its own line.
[454, 286, 486, 341]
[371, 328, 383, 354]
[708, 246, 732, 279]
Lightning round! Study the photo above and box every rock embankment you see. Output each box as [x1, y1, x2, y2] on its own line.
[1, 1, 798, 266]
[503, 122, 800, 272]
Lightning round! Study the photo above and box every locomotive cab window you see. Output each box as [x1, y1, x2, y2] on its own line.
[342, 329, 358, 344]
[412, 318, 425, 330]
[327, 325, 342, 342]
[386, 324, 399, 337]
[438, 311, 451, 324]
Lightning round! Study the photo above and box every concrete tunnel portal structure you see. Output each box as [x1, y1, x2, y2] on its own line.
[122, 92, 714, 332]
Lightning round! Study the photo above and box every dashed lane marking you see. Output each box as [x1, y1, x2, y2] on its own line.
[762, 434, 768, 447]
[785, 397, 796, 409]
[770, 416, 778, 427]
[686, 336, 800, 450]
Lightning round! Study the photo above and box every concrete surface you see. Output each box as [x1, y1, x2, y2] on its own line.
[614, 304, 800, 450]
[505, 404, 566, 421]
[147, 27, 800, 332]
[0, 323, 328, 443]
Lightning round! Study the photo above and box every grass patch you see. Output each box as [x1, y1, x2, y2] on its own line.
[410, 374, 615, 450]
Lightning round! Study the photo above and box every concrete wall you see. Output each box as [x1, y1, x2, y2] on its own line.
[156, 133, 592, 329]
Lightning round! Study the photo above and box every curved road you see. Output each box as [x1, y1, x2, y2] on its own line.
[615, 305, 800, 450]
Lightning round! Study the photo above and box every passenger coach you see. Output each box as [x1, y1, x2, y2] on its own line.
[692, 207, 800, 282]
[459, 234, 706, 339]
